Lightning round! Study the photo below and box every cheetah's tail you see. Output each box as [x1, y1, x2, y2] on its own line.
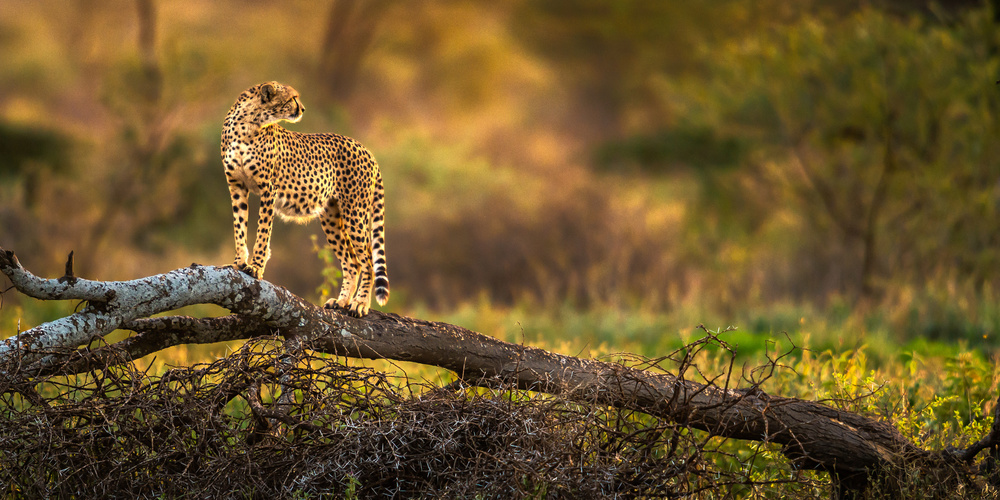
[372, 170, 390, 306]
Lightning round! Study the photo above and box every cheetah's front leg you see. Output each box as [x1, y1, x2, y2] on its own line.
[227, 179, 252, 272]
[244, 183, 276, 279]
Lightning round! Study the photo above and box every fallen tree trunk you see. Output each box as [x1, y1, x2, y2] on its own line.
[0, 245, 995, 498]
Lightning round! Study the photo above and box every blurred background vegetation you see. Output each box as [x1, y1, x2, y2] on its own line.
[2, 0, 1000, 366]
[7, 2, 1000, 492]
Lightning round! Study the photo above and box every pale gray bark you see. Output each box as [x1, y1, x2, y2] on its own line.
[0, 249, 314, 368]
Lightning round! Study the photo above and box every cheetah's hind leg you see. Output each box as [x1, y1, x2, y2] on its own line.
[319, 200, 361, 315]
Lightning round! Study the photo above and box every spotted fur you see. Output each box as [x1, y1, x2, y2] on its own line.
[221, 81, 389, 317]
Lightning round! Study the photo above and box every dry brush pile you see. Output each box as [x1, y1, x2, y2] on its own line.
[0, 338, 821, 499]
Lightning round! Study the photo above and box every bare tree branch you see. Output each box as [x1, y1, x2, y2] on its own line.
[0, 247, 317, 368]
[0, 244, 994, 496]
[22, 315, 267, 377]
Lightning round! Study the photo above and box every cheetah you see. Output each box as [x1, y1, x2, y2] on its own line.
[221, 81, 388, 317]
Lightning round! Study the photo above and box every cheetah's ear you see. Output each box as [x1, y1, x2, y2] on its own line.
[260, 83, 276, 103]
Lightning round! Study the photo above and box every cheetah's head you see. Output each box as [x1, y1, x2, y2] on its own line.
[230, 81, 305, 127]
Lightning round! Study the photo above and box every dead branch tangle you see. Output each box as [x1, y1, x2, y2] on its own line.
[0, 245, 997, 498]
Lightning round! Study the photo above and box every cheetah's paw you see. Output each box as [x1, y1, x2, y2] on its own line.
[323, 298, 349, 313]
[324, 298, 368, 318]
[235, 262, 263, 279]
